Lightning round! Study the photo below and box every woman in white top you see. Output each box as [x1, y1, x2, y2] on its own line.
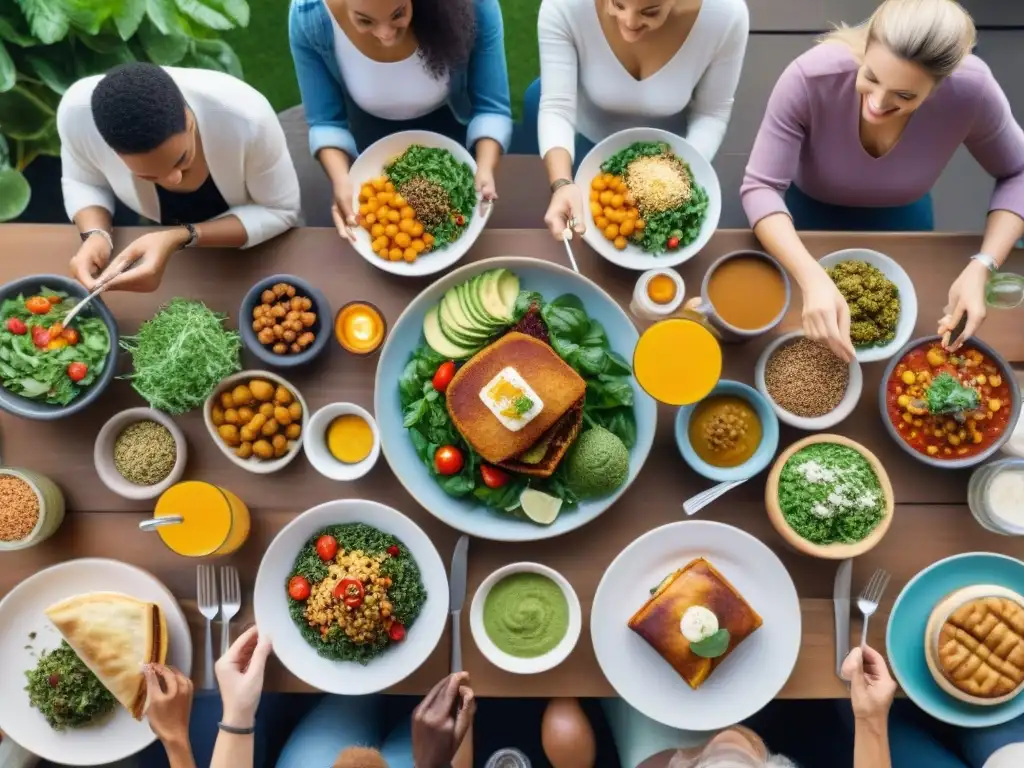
[531, 0, 749, 239]
[60, 63, 301, 293]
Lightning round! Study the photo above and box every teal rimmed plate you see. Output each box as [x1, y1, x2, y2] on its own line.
[887, 552, 1024, 727]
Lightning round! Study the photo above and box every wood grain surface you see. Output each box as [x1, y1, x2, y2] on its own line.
[1, 224, 1022, 698]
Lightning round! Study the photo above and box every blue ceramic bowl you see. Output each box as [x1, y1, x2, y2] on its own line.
[239, 274, 330, 368]
[373, 256, 657, 542]
[675, 380, 780, 482]
[887, 553, 1024, 727]
[0, 275, 119, 421]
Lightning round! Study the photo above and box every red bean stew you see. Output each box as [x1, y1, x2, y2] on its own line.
[885, 342, 1012, 460]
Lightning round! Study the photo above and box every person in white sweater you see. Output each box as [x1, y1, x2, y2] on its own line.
[530, 0, 748, 240]
[60, 63, 301, 293]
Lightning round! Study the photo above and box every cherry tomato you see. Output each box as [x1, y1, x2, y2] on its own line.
[48, 323, 63, 337]
[32, 327, 50, 348]
[480, 464, 510, 489]
[388, 623, 406, 642]
[47, 338, 69, 351]
[315, 534, 338, 562]
[61, 328, 80, 345]
[334, 578, 365, 607]
[432, 361, 456, 392]
[25, 297, 51, 315]
[67, 362, 88, 382]
[667, 237, 680, 249]
[434, 445, 464, 475]
[5, 318, 26, 335]
[288, 575, 311, 601]
[455, 214, 465, 226]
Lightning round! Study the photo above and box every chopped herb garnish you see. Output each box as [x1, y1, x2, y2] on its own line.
[25, 641, 116, 730]
[513, 395, 533, 415]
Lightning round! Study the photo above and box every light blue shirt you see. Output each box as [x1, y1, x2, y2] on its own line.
[288, 0, 513, 158]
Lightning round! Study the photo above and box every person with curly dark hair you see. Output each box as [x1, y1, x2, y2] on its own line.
[289, 0, 512, 241]
[58, 62, 300, 293]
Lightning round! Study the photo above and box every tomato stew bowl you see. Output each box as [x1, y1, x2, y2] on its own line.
[0, 275, 119, 420]
[879, 336, 1021, 469]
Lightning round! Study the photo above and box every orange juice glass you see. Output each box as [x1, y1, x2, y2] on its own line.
[633, 318, 723, 406]
[154, 481, 251, 557]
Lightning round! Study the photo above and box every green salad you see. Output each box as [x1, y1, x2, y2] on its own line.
[0, 289, 110, 405]
[400, 272, 637, 516]
[600, 141, 709, 255]
[286, 523, 427, 665]
[777, 443, 886, 545]
[385, 145, 477, 249]
[25, 641, 116, 730]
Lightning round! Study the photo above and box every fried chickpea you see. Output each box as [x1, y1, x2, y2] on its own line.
[389, 247, 403, 261]
[394, 232, 411, 248]
[403, 248, 417, 262]
[259, 402, 275, 418]
[290, 342, 302, 354]
[237, 406, 255, 423]
[236, 441, 253, 459]
[412, 238, 425, 253]
[272, 342, 288, 354]
[211, 406, 225, 426]
[989, 399, 1002, 412]
[595, 216, 609, 230]
[274, 406, 292, 426]
[218, 424, 241, 446]
[250, 380, 274, 401]
[990, 374, 1003, 387]
[604, 223, 619, 240]
[240, 425, 256, 443]
[901, 370, 916, 386]
[272, 434, 288, 457]
[613, 235, 627, 250]
[247, 413, 267, 432]
[399, 218, 415, 234]
[592, 176, 607, 191]
[288, 401, 302, 421]
[283, 329, 297, 343]
[384, 223, 399, 238]
[599, 190, 613, 205]
[300, 312, 316, 327]
[257, 328, 275, 345]
[274, 386, 293, 405]
[261, 419, 279, 437]
[220, 392, 234, 410]
[285, 423, 302, 439]
[410, 222, 424, 238]
[619, 219, 635, 237]
[422, 232, 434, 246]
[223, 408, 240, 426]
[252, 440, 274, 459]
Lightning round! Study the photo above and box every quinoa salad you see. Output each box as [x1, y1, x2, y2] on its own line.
[285, 523, 427, 664]
[765, 337, 850, 418]
[0, 474, 40, 543]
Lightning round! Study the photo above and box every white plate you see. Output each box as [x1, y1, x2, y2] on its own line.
[818, 248, 918, 364]
[348, 130, 491, 277]
[253, 499, 448, 695]
[574, 128, 722, 271]
[591, 521, 801, 731]
[0, 559, 193, 766]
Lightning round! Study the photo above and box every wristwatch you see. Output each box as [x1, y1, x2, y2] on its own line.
[550, 178, 574, 193]
[970, 253, 999, 272]
[178, 223, 199, 250]
[80, 228, 113, 254]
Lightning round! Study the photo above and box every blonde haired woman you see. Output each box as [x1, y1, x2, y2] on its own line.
[741, 0, 1024, 362]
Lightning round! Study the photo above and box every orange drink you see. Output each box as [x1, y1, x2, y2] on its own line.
[633, 318, 722, 406]
[154, 481, 251, 557]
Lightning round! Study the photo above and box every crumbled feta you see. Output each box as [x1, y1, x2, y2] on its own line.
[795, 460, 836, 484]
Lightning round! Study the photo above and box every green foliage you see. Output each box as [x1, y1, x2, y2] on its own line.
[0, 0, 250, 221]
[926, 371, 981, 415]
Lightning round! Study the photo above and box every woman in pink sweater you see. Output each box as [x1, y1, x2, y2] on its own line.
[741, 0, 1024, 360]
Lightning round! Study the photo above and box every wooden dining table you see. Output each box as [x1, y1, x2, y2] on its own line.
[1, 222, 1022, 699]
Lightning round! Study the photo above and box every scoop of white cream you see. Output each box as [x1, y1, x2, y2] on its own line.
[680, 606, 719, 644]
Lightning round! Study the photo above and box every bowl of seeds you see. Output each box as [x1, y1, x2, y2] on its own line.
[0, 468, 65, 551]
[755, 331, 863, 431]
[94, 407, 187, 500]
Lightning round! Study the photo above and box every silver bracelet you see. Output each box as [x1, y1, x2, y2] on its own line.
[970, 253, 998, 272]
[81, 228, 114, 255]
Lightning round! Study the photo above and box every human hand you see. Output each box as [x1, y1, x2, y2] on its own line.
[475, 167, 497, 212]
[544, 183, 585, 241]
[144, 664, 193, 746]
[842, 645, 896, 723]
[100, 229, 187, 293]
[331, 175, 357, 242]
[412, 672, 476, 768]
[799, 267, 856, 362]
[215, 625, 272, 728]
[69, 235, 112, 291]
[938, 260, 988, 351]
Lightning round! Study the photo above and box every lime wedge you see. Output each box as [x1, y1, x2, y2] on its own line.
[520, 489, 563, 525]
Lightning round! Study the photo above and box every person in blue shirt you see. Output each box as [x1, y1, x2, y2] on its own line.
[289, 0, 513, 240]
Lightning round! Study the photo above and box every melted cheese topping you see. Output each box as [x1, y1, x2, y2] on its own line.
[479, 367, 544, 432]
[680, 605, 719, 644]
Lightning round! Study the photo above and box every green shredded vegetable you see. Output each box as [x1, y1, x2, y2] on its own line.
[120, 299, 241, 415]
[25, 641, 116, 730]
[384, 145, 477, 247]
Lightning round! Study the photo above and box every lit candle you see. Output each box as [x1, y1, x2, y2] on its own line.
[334, 301, 386, 355]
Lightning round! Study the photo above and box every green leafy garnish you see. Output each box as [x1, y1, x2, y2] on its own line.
[120, 299, 241, 415]
[690, 628, 731, 659]
[25, 641, 116, 730]
[384, 145, 476, 248]
[650, 573, 673, 595]
[513, 395, 533, 415]
[926, 372, 981, 415]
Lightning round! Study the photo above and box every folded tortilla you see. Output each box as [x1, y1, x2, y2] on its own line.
[45, 592, 168, 719]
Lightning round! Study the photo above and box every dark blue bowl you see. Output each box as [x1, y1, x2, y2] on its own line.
[239, 274, 331, 368]
[0, 275, 119, 420]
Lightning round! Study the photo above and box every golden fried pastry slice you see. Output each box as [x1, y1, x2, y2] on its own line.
[938, 596, 1024, 700]
[628, 558, 762, 689]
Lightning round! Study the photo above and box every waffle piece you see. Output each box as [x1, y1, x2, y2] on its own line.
[938, 597, 1024, 699]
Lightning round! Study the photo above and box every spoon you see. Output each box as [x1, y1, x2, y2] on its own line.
[138, 515, 184, 532]
[682, 478, 747, 516]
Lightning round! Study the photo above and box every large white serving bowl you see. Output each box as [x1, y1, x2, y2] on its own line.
[574, 128, 721, 271]
[373, 256, 657, 542]
[0, 559, 192, 766]
[818, 248, 918, 363]
[348, 130, 490, 277]
[592, 521, 801, 731]
[253, 499, 448, 695]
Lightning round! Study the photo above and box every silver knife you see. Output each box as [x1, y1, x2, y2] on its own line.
[834, 559, 853, 682]
[450, 535, 469, 673]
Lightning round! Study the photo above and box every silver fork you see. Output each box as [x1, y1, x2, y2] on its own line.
[197, 565, 219, 690]
[220, 566, 241, 657]
[857, 568, 891, 647]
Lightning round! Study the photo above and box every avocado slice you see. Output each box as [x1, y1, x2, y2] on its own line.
[518, 435, 553, 465]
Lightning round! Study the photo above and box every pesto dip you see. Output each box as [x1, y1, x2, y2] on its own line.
[483, 572, 569, 658]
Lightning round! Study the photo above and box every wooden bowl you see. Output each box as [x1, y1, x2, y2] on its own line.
[765, 434, 895, 559]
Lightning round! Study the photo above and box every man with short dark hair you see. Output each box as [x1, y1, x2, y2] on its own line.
[59, 62, 301, 293]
